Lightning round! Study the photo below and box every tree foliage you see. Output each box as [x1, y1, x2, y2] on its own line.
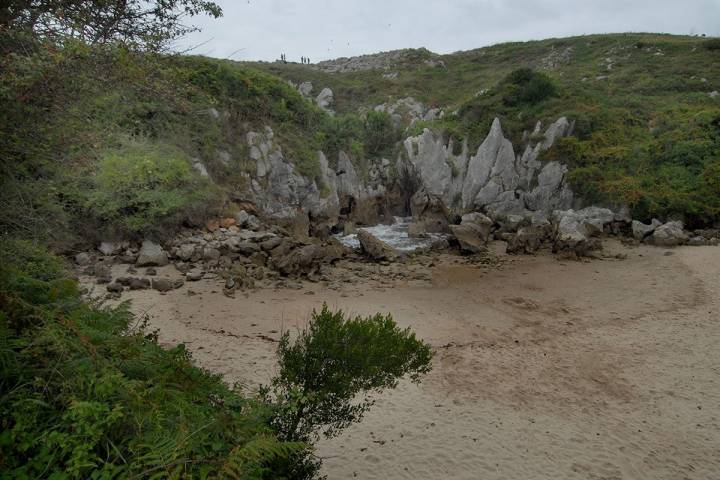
[1, 0, 222, 50]
[267, 304, 432, 441]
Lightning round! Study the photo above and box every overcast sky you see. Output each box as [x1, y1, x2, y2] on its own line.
[175, 0, 720, 62]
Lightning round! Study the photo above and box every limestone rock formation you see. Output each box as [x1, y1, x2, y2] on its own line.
[402, 117, 574, 222]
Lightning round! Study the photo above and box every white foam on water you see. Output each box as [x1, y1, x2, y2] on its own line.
[334, 217, 447, 252]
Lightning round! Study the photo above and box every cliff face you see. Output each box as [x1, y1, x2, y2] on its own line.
[239, 116, 575, 235]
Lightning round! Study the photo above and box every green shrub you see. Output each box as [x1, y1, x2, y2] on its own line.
[501, 68, 558, 106]
[0, 238, 306, 479]
[87, 138, 221, 235]
[264, 304, 432, 477]
[363, 110, 400, 157]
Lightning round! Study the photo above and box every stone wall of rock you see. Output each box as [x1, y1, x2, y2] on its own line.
[231, 116, 577, 239]
[401, 117, 575, 222]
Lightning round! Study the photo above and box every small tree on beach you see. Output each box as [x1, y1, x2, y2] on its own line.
[264, 304, 433, 476]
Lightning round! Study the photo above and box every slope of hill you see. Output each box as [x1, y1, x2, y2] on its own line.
[249, 33, 720, 226]
[2, 32, 719, 253]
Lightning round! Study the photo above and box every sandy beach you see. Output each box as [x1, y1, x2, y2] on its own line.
[84, 240, 720, 479]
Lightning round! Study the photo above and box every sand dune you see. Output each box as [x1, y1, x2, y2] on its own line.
[86, 240, 720, 479]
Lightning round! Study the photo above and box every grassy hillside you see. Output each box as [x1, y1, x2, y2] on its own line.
[250, 33, 720, 225]
[2, 32, 719, 250]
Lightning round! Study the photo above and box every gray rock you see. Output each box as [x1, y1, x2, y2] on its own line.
[246, 215, 261, 230]
[151, 278, 182, 292]
[357, 230, 400, 261]
[129, 277, 150, 290]
[186, 269, 203, 281]
[136, 240, 169, 267]
[649, 221, 688, 247]
[202, 247, 220, 261]
[260, 237, 283, 252]
[298, 81, 313, 97]
[75, 252, 92, 266]
[98, 241, 126, 256]
[192, 161, 210, 177]
[553, 207, 615, 255]
[106, 282, 123, 293]
[449, 223, 489, 253]
[315, 87, 334, 113]
[631, 219, 662, 240]
[507, 225, 547, 254]
[688, 236, 709, 246]
[234, 210, 250, 227]
[235, 241, 261, 255]
[176, 244, 196, 261]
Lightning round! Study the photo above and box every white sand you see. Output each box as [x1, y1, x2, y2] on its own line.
[85, 240, 720, 479]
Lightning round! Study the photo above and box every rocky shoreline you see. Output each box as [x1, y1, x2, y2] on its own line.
[74, 202, 719, 302]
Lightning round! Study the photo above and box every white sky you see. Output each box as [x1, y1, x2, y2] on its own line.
[175, 0, 720, 62]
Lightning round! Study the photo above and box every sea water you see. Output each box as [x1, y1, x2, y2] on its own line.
[334, 217, 447, 252]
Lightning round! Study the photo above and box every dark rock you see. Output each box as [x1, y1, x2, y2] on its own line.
[151, 278, 175, 292]
[129, 277, 150, 290]
[260, 237, 283, 252]
[106, 282, 124, 293]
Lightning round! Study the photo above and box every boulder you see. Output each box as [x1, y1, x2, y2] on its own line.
[553, 207, 615, 256]
[260, 237, 283, 252]
[129, 277, 150, 290]
[106, 282, 123, 293]
[176, 244, 197, 261]
[357, 230, 399, 261]
[246, 215, 261, 230]
[315, 87, 334, 112]
[151, 278, 183, 292]
[631, 219, 661, 241]
[202, 247, 221, 261]
[234, 210, 250, 227]
[272, 243, 342, 276]
[75, 252, 92, 266]
[136, 240, 169, 267]
[461, 212, 493, 238]
[687, 236, 709, 246]
[649, 221, 688, 247]
[186, 269, 203, 281]
[98, 241, 126, 256]
[449, 223, 489, 253]
[506, 216, 552, 254]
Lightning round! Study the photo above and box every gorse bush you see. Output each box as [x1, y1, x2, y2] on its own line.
[87, 138, 221, 235]
[501, 68, 558, 106]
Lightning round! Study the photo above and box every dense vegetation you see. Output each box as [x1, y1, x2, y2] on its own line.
[0, 32, 403, 247]
[0, 239, 432, 478]
[253, 33, 720, 226]
[1, 5, 432, 477]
